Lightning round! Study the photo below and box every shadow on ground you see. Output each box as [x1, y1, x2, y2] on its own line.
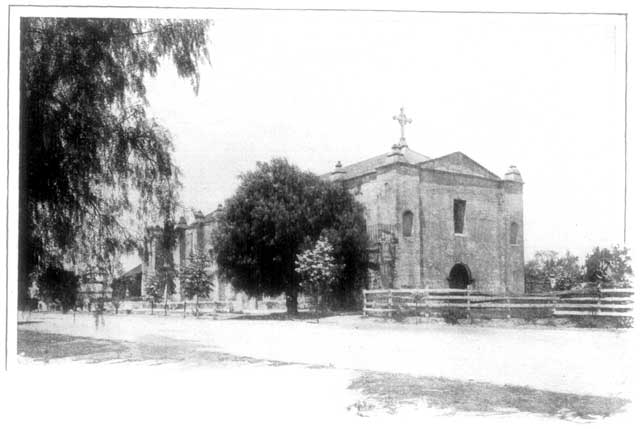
[348, 372, 630, 420]
[17, 329, 292, 366]
[18, 328, 630, 421]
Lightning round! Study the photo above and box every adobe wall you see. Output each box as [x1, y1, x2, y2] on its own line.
[387, 165, 421, 289]
[345, 162, 523, 293]
[503, 180, 525, 293]
[419, 169, 506, 292]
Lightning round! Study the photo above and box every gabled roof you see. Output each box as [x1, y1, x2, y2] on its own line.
[420, 151, 500, 180]
[204, 210, 218, 221]
[120, 264, 142, 278]
[327, 148, 430, 180]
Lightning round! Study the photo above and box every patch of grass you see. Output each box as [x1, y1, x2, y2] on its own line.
[348, 371, 629, 420]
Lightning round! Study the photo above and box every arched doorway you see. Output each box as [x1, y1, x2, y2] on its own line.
[448, 263, 472, 289]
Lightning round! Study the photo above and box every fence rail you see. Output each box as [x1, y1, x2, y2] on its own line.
[363, 286, 634, 321]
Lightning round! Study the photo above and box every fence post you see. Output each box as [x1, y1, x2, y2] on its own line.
[466, 288, 471, 320]
[387, 290, 393, 320]
[362, 289, 367, 317]
[506, 293, 511, 319]
[425, 287, 430, 318]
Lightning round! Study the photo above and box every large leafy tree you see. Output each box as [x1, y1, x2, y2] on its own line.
[36, 265, 80, 312]
[213, 158, 368, 314]
[314, 181, 369, 309]
[19, 18, 210, 309]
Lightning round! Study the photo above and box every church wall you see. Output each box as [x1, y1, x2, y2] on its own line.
[421, 152, 498, 179]
[349, 164, 422, 289]
[390, 167, 422, 288]
[350, 169, 395, 289]
[349, 169, 400, 231]
[503, 181, 525, 293]
[343, 163, 523, 294]
[419, 170, 506, 292]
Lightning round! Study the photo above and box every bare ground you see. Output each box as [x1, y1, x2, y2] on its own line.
[15, 315, 635, 424]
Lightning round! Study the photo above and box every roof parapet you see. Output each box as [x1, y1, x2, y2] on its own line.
[330, 161, 346, 181]
[503, 165, 523, 183]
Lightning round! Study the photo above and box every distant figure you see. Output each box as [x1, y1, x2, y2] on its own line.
[94, 298, 106, 329]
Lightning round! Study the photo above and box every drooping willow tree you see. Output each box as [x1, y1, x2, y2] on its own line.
[19, 18, 211, 308]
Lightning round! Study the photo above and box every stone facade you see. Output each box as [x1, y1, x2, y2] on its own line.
[325, 143, 525, 294]
[141, 208, 251, 306]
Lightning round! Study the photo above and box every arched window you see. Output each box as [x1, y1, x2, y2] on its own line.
[510, 222, 519, 244]
[402, 211, 414, 237]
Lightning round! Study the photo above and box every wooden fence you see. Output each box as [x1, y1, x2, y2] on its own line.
[123, 300, 234, 316]
[362, 286, 634, 321]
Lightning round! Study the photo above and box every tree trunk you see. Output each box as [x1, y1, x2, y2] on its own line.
[17, 54, 32, 314]
[315, 284, 320, 323]
[286, 285, 298, 315]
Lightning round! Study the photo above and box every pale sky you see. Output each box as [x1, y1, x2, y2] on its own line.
[143, 10, 626, 262]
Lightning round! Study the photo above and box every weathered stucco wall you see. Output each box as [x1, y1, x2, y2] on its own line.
[419, 170, 504, 292]
[345, 160, 525, 293]
[503, 180, 525, 293]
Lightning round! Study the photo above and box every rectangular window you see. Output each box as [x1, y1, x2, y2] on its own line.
[454, 199, 466, 234]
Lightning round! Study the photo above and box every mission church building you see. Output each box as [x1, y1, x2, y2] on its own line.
[325, 108, 525, 293]
[142, 107, 525, 302]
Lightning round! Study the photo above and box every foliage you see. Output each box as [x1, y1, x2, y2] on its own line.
[316, 186, 369, 310]
[572, 316, 633, 329]
[525, 246, 633, 291]
[18, 18, 211, 309]
[213, 158, 368, 314]
[179, 251, 213, 301]
[584, 246, 633, 286]
[144, 273, 164, 314]
[36, 265, 80, 312]
[524, 251, 583, 291]
[110, 275, 129, 314]
[295, 236, 340, 315]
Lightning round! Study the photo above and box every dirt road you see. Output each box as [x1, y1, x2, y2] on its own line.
[15, 312, 636, 398]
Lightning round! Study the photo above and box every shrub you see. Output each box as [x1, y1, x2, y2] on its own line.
[37, 265, 80, 312]
[521, 307, 552, 323]
[441, 308, 466, 324]
[391, 307, 408, 322]
[572, 316, 633, 329]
